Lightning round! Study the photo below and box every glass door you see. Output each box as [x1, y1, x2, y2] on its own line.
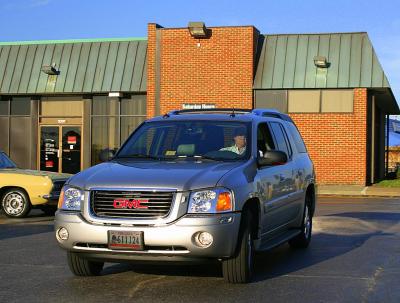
[40, 126, 59, 172]
[61, 126, 81, 174]
[39, 125, 82, 174]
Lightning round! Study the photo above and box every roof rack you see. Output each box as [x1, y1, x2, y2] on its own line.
[168, 108, 252, 115]
[251, 109, 293, 122]
[163, 107, 294, 122]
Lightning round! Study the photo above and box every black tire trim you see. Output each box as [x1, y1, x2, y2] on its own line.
[222, 211, 253, 283]
[67, 252, 104, 276]
[1, 188, 31, 218]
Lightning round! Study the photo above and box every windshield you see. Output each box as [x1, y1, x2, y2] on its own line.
[116, 121, 251, 161]
[0, 152, 17, 169]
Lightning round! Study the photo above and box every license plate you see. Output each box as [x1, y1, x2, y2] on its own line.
[108, 231, 144, 250]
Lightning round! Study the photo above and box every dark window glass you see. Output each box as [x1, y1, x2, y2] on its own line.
[11, 97, 30, 116]
[40, 126, 59, 172]
[91, 117, 120, 165]
[121, 95, 146, 115]
[286, 122, 307, 153]
[9, 117, 31, 168]
[257, 123, 275, 155]
[92, 96, 119, 115]
[0, 100, 9, 115]
[121, 116, 146, 143]
[62, 127, 81, 174]
[270, 122, 291, 158]
[0, 117, 9, 153]
[117, 121, 251, 161]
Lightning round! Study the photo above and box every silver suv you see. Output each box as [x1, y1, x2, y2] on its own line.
[55, 109, 316, 283]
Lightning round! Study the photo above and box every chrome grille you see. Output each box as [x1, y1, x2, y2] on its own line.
[91, 190, 175, 219]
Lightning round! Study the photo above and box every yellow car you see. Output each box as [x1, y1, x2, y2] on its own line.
[0, 151, 71, 218]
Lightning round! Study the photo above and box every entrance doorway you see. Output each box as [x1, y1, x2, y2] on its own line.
[39, 126, 82, 174]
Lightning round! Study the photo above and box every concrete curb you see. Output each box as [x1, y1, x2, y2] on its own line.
[317, 185, 400, 197]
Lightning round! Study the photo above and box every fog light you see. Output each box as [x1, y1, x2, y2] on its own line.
[195, 232, 213, 247]
[57, 227, 69, 241]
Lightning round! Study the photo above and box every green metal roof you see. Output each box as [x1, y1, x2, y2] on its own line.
[254, 32, 390, 89]
[0, 39, 147, 94]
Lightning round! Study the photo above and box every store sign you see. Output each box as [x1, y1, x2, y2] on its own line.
[67, 136, 77, 144]
[182, 104, 216, 110]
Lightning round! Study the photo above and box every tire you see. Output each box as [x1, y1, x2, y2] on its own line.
[222, 212, 254, 283]
[1, 188, 31, 218]
[289, 196, 312, 249]
[67, 252, 104, 276]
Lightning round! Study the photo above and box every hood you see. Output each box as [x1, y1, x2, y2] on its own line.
[2, 168, 71, 180]
[68, 159, 244, 191]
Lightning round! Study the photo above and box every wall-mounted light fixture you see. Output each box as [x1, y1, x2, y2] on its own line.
[313, 56, 329, 68]
[41, 63, 59, 75]
[188, 22, 208, 38]
[108, 92, 123, 98]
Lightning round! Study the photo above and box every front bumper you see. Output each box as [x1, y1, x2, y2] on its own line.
[54, 211, 241, 262]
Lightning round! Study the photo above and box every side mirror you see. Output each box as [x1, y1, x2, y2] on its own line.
[98, 148, 116, 162]
[258, 150, 288, 167]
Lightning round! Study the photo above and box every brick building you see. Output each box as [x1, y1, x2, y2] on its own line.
[0, 23, 398, 185]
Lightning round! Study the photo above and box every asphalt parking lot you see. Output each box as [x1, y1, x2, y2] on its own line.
[1, 197, 399, 303]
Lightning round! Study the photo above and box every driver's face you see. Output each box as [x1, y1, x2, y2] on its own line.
[234, 135, 246, 149]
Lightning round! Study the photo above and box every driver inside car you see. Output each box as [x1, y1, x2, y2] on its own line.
[219, 128, 247, 155]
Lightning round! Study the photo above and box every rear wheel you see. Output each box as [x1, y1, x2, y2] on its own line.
[222, 212, 254, 283]
[67, 252, 104, 276]
[289, 197, 312, 249]
[1, 188, 31, 218]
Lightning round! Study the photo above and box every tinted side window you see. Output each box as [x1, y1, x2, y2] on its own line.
[286, 122, 307, 153]
[270, 122, 292, 158]
[257, 123, 275, 156]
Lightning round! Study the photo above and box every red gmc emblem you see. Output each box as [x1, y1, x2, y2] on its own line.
[113, 199, 149, 209]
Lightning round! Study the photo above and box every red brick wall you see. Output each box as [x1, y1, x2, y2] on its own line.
[147, 24, 257, 117]
[147, 23, 158, 118]
[290, 88, 368, 185]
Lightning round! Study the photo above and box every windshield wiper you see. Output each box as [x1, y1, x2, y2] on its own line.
[114, 154, 162, 160]
[170, 155, 222, 161]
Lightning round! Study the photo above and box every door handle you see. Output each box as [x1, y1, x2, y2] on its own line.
[57, 149, 60, 158]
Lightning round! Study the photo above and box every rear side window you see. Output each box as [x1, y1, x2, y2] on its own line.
[286, 122, 307, 153]
[269, 122, 292, 158]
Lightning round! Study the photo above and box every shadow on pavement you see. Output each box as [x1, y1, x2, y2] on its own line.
[0, 224, 54, 240]
[326, 211, 400, 222]
[100, 211, 395, 283]
[103, 262, 221, 278]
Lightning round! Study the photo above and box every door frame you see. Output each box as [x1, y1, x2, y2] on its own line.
[37, 124, 83, 173]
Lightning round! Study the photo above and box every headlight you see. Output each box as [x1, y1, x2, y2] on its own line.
[58, 185, 84, 211]
[188, 188, 233, 214]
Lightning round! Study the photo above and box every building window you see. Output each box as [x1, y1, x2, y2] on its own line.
[91, 95, 146, 165]
[321, 90, 353, 113]
[288, 90, 320, 113]
[92, 96, 119, 115]
[254, 90, 288, 113]
[0, 99, 10, 116]
[11, 97, 31, 116]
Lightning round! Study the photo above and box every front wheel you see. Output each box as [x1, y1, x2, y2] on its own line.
[67, 252, 104, 276]
[289, 202, 312, 249]
[222, 212, 254, 283]
[1, 188, 31, 218]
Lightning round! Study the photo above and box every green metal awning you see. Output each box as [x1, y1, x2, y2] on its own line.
[254, 32, 399, 114]
[0, 38, 147, 94]
[254, 32, 390, 89]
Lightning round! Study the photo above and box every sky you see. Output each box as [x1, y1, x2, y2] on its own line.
[0, 0, 399, 114]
